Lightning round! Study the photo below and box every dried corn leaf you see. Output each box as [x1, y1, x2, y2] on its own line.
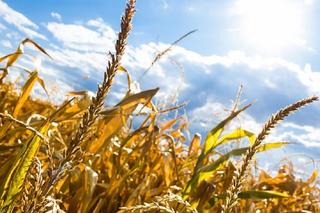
[13, 71, 40, 117]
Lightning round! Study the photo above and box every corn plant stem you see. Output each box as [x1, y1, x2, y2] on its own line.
[40, 0, 136, 197]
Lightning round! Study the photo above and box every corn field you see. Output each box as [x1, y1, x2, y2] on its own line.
[0, 1, 319, 212]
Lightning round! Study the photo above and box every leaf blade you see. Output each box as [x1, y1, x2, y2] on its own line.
[203, 104, 251, 154]
[0, 121, 50, 213]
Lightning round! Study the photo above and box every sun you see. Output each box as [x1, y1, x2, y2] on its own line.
[233, 0, 307, 52]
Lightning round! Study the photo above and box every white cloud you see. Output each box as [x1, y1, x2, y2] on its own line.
[51, 12, 62, 21]
[46, 20, 116, 52]
[272, 122, 320, 148]
[0, 0, 45, 40]
[86, 17, 113, 33]
[48, 48, 106, 74]
[163, 47, 320, 95]
[0, 1, 36, 27]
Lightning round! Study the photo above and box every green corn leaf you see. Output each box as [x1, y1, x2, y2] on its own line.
[203, 104, 251, 154]
[184, 105, 251, 197]
[257, 142, 290, 152]
[211, 128, 256, 151]
[197, 147, 249, 183]
[198, 142, 290, 183]
[0, 121, 50, 213]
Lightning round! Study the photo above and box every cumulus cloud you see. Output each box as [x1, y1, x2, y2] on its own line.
[48, 48, 106, 72]
[159, 46, 320, 96]
[0, 0, 45, 39]
[46, 20, 116, 52]
[272, 122, 320, 148]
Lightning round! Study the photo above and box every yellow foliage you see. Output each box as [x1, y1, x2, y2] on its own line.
[0, 3, 319, 213]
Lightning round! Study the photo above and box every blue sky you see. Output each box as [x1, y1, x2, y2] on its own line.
[0, 0, 320, 172]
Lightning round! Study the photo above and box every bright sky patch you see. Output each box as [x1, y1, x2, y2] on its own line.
[233, 0, 308, 52]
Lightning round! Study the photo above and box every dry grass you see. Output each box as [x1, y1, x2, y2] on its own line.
[0, 1, 319, 212]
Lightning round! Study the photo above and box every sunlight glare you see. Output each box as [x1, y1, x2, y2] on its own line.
[234, 0, 306, 51]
